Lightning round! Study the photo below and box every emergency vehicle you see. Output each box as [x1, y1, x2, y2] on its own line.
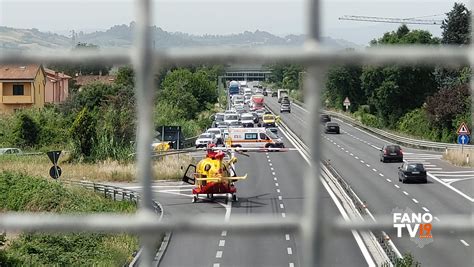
[225, 127, 284, 148]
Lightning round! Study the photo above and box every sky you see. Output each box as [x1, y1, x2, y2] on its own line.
[0, 0, 470, 45]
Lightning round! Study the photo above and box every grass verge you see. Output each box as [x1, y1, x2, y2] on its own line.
[0, 154, 194, 182]
[0, 171, 138, 265]
[442, 148, 474, 167]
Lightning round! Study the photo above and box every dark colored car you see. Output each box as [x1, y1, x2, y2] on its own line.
[324, 122, 340, 134]
[262, 88, 268, 96]
[271, 91, 277, 97]
[398, 162, 427, 183]
[320, 114, 331, 123]
[380, 144, 403, 162]
[251, 112, 259, 123]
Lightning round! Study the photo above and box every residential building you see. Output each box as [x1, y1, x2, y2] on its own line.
[74, 74, 115, 90]
[0, 64, 46, 114]
[44, 68, 71, 103]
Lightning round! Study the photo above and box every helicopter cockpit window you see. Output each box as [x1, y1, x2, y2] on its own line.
[245, 133, 258, 140]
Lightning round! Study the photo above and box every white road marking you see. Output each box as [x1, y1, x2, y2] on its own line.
[282, 213, 286, 218]
[403, 191, 409, 196]
[427, 173, 474, 202]
[285, 234, 290, 241]
[434, 216, 440, 222]
[221, 231, 227, 237]
[425, 167, 443, 170]
[268, 159, 272, 162]
[216, 251, 223, 258]
[422, 207, 430, 212]
[269, 163, 273, 166]
[355, 156, 359, 159]
[337, 145, 341, 148]
[213, 264, 220, 267]
[287, 247, 293, 255]
[279, 196, 283, 200]
[219, 240, 225, 247]
[280, 203, 285, 209]
[370, 144, 380, 149]
[394, 184, 400, 188]
[386, 179, 392, 182]
[275, 183, 279, 187]
[274, 177, 278, 181]
[277, 189, 281, 193]
[372, 168, 377, 172]
[270, 167, 274, 171]
[350, 153, 354, 156]
[360, 160, 365, 163]
[379, 173, 384, 177]
[412, 198, 419, 203]
[272, 172, 276, 175]
[366, 164, 371, 167]
[460, 240, 470, 247]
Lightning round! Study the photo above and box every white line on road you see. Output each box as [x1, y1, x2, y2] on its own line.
[434, 217, 440, 222]
[277, 189, 281, 193]
[274, 177, 278, 181]
[279, 196, 283, 200]
[366, 164, 371, 167]
[280, 203, 285, 209]
[403, 191, 409, 196]
[394, 184, 400, 188]
[268, 159, 272, 162]
[213, 264, 220, 267]
[282, 213, 286, 218]
[372, 168, 377, 172]
[272, 172, 276, 175]
[422, 207, 430, 212]
[219, 240, 225, 247]
[460, 240, 470, 247]
[275, 183, 279, 187]
[412, 198, 419, 203]
[285, 234, 290, 241]
[360, 160, 365, 163]
[379, 173, 384, 177]
[221, 231, 227, 237]
[350, 153, 354, 156]
[216, 251, 223, 258]
[427, 173, 474, 202]
[386, 179, 392, 182]
[270, 167, 274, 171]
[355, 156, 359, 159]
[370, 144, 380, 149]
[287, 247, 293, 255]
[269, 163, 273, 166]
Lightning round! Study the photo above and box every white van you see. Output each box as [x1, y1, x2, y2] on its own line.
[226, 127, 284, 148]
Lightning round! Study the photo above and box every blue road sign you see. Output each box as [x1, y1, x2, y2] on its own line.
[458, 134, 470, 145]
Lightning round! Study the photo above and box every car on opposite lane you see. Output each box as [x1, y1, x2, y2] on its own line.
[380, 144, 403, 162]
[324, 122, 340, 134]
[320, 114, 331, 123]
[398, 162, 427, 183]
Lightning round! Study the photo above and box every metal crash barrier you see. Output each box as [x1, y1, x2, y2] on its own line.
[0, 0, 473, 266]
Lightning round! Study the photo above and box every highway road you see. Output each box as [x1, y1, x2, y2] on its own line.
[265, 95, 474, 267]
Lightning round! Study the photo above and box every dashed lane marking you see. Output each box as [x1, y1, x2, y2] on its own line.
[372, 168, 377, 172]
[277, 189, 281, 193]
[221, 231, 227, 237]
[403, 191, 409, 196]
[460, 240, 470, 247]
[280, 203, 285, 209]
[394, 184, 400, 188]
[285, 234, 290, 241]
[216, 251, 223, 258]
[279, 196, 283, 200]
[412, 198, 419, 204]
[275, 183, 279, 187]
[282, 213, 286, 218]
[287, 247, 293, 255]
[213, 264, 220, 267]
[386, 179, 392, 182]
[434, 217, 440, 222]
[379, 173, 384, 177]
[274, 177, 278, 181]
[219, 240, 225, 247]
[422, 207, 430, 212]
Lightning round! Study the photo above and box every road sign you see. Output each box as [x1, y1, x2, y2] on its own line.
[458, 134, 470, 145]
[343, 97, 351, 111]
[49, 166, 62, 179]
[456, 122, 470, 135]
[47, 151, 62, 165]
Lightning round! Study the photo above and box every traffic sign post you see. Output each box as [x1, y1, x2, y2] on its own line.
[343, 97, 351, 111]
[47, 151, 62, 180]
[456, 122, 470, 154]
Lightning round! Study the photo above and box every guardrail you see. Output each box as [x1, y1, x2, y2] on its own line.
[281, 94, 471, 151]
[62, 180, 163, 266]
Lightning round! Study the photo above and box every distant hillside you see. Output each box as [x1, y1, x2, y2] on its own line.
[0, 23, 361, 52]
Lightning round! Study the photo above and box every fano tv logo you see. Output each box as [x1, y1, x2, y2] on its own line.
[393, 212, 433, 239]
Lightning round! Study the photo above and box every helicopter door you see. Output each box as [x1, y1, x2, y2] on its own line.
[182, 164, 196, 185]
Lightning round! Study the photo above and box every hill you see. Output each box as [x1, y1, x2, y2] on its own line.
[0, 23, 361, 52]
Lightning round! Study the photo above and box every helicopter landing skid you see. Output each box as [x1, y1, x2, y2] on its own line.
[192, 183, 237, 203]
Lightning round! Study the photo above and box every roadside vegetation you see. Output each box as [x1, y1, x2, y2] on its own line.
[443, 148, 474, 167]
[268, 3, 471, 145]
[0, 171, 138, 265]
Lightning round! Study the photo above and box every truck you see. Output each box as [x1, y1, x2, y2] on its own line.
[277, 89, 289, 103]
[251, 94, 264, 111]
[228, 80, 240, 96]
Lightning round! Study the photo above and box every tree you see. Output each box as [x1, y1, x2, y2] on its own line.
[69, 108, 96, 159]
[325, 65, 363, 111]
[362, 26, 439, 126]
[114, 65, 135, 87]
[425, 84, 470, 129]
[441, 3, 471, 45]
[13, 113, 40, 147]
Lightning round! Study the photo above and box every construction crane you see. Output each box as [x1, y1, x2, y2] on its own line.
[339, 15, 443, 25]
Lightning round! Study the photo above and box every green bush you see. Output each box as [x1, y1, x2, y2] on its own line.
[353, 107, 383, 128]
[0, 172, 138, 266]
[69, 108, 97, 160]
[397, 108, 432, 137]
[13, 113, 40, 148]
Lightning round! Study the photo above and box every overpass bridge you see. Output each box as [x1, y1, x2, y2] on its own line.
[223, 64, 271, 81]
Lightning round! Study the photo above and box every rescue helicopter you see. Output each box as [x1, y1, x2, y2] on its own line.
[153, 144, 289, 203]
